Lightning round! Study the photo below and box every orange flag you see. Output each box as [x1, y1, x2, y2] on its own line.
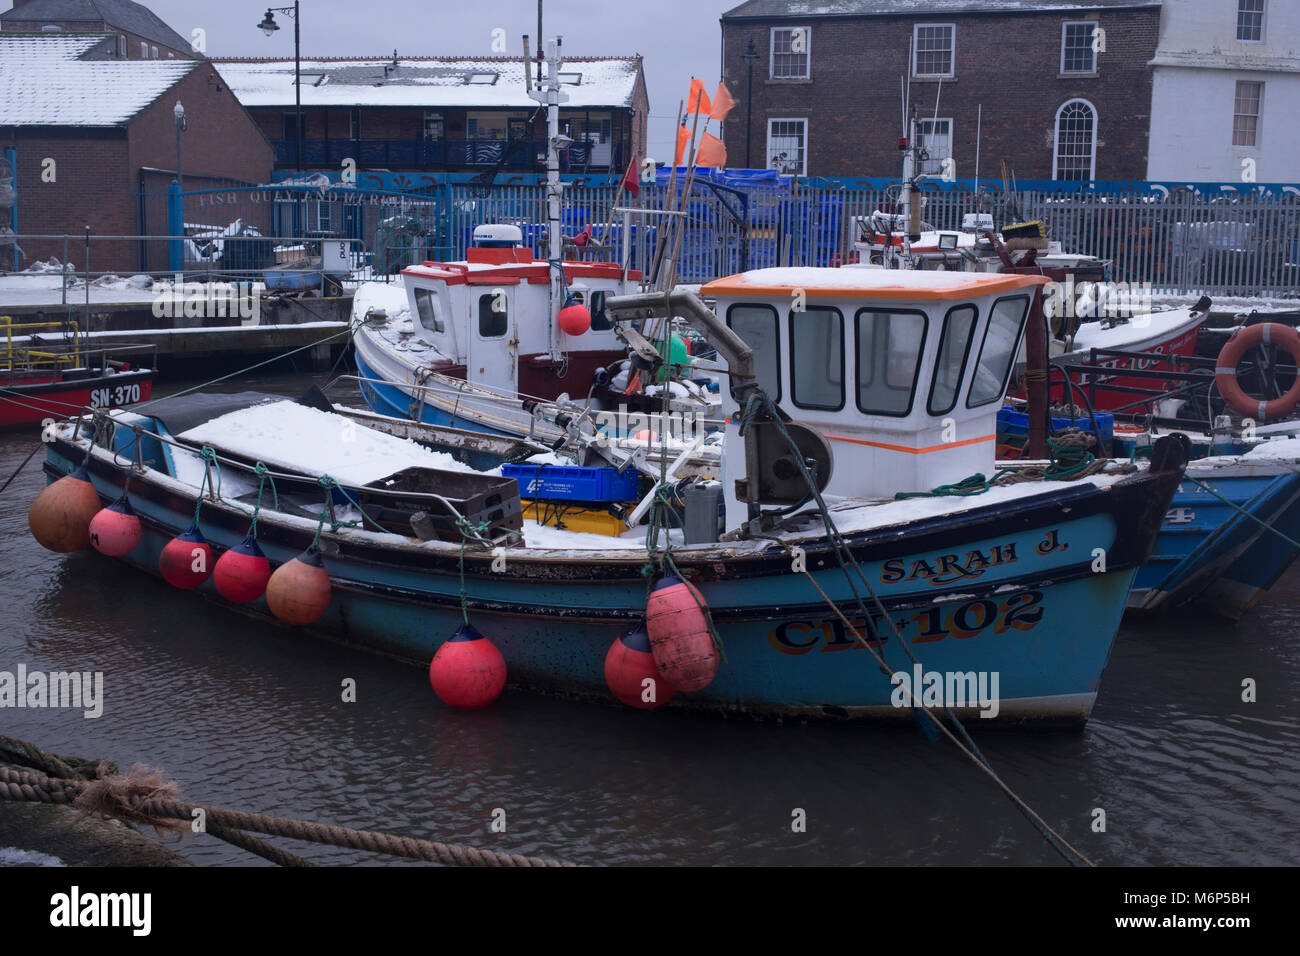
[687, 78, 711, 115]
[696, 132, 727, 168]
[709, 82, 735, 122]
[674, 124, 692, 166]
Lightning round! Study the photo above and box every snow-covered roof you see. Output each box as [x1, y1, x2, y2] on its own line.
[722, 0, 1158, 17]
[0, 34, 195, 126]
[0, 0, 193, 54]
[212, 55, 643, 110]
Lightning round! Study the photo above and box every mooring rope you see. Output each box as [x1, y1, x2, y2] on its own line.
[0, 737, 573, 868]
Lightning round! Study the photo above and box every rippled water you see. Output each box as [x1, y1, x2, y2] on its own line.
[2, 373, 1298, 866]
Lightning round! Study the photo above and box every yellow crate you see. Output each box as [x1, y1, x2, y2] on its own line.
[522, 500, 628, 537]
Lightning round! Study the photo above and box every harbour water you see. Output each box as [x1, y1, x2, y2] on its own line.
[2, 373, 1298, 866]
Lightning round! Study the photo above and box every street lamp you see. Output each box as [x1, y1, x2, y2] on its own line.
[742, 38, 758, 169]
[258, 3, 302, 172]
[173, 100, 187, 191]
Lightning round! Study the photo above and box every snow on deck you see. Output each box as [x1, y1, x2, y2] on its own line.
[177, 400, 481, 486]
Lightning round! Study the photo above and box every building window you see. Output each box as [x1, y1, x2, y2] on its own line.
[916, 118, 952, 175]
[767, 119, 806, 175]
[140, 40, 148, 57]
[1237, 0, 1266, 42]
[151, 45, 159, 59]
[117, 34, 126, 58]
[478, 294, 508, 338]
[1053, 99, 1097, 180]
[423, 112, 444, 141]
[770, 26, 811, 79]
[1061, 21, 1098, 74]
[789, 307, 844, 411]
[1233, 81, 1263, 146]
[912, 24, 955, 78]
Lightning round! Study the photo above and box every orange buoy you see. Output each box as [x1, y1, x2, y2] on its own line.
[604, 620, 674, 709]
[558, 297, 591, 336]
[213, 533, 271, 603]
[266, 547, 332, 626]
[160, 524, 213, 589]
[428, 622, 507, 709]
[28, 467, 102, 553]
[645, 571, 718, 692]
[1215, 322, 1300, 421]
[89, 495, 143, 557]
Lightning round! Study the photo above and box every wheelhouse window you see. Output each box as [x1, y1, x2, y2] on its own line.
[856, 309, 928, 416]
[1061, 21, 1098, 74]
[413, 288, 444, 334]
[967, 296, 1029, 408]
[767, 119, 807, 175]
[1237, 1, 1266, 42]
[912, 24, 955, 78]
[928, 305, 978, 415]
[726, 303, 781, 402]
[789, 307, 844, 410]
[478, 293, 508, 338]
[1233, 81, 1263, 147]
[1054, 99, 1097, 180]
[770, 27, 811, 79]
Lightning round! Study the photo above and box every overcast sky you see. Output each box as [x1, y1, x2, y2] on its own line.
[144, 0, 732, 162]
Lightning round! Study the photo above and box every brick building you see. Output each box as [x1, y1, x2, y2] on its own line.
[1, 35, 274, 272]
[0, 0, 197, 59]
[213, 54, 649, 175]
[719, 0, 1161, 180]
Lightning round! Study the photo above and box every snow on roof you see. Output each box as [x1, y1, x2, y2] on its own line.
[722, 0, 1157, 17]
[0, 34, 195, 126]
[0, 0, 193, 53]
[702, 266, 1048, 299]
[212, 55, 642, 110]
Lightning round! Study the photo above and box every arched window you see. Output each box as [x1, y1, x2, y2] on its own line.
[1053, 99, 1097, 181]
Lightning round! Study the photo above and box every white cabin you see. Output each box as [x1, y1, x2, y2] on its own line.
[700, 268, 1049, 527]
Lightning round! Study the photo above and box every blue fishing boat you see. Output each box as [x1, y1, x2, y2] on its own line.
[31, 268, 1187, 725]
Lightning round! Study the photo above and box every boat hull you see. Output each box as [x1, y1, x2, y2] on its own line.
[0, 369, 154, 428]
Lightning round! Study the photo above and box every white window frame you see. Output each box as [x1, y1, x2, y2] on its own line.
[769, 26, 812, 80]
[140, 40, 148, 57]
[1237, 0, 1267, 43]
[1233, 80, 1263, 148]
[912, 23, 956, 79]
[766, 118, 807, 176]
[117, 34, 126, 57]
[916, 118, 952, 175]
[1052, 98, 1098, 181]
[151, 45, 159, 59]
[1060, 21, 1098, 75]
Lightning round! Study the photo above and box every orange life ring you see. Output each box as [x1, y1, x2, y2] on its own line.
[1215, 322, 1300, 421]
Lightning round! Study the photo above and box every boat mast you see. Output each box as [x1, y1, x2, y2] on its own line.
[530, 36, 569, 362]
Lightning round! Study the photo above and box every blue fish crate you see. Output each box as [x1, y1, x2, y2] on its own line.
[997, 406, 1114, 451]
[502, 464, 640, 503]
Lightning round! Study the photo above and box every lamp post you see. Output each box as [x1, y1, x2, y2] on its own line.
[173, 100, 187, 191]
[742, 38, 758, 169]
[258, 3, 302, 172]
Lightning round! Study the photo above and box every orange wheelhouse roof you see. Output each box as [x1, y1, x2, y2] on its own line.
[701, 267, 1050, 301]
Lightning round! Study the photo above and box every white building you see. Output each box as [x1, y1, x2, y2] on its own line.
[1147, 0, 1299, 182]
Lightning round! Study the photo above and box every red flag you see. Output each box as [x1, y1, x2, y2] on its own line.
[696, 132, 727, 168]
[709, 82, 735, 122]
[620, 155, 640, 197]
[674, 124, 691, 166]
[687, 78, 711, 115]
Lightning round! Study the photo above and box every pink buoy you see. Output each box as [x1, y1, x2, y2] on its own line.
[266, 547, 332, 626]
[604, 620, 674, 709]
[428, 622, 507, 709]
[28, 467, 101, 553]
[160, 523, 213, 589]
[645, 571, 718, 692]
[89, 495, 143, 557]
[558, 297, 591, 336]
[213, 533, 271, 603]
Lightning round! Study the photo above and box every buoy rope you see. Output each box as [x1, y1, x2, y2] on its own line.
[897, 430, 1105, 499]
[0, 760, 573, 868]
[1187, 475, 1300, 551]
[191, 445, 222, 525]
[247, 461, 280, 539]
[738, 389, 1094, 867]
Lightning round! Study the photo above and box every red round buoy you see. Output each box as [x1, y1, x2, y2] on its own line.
[645, 572, 718, 692]
[28, 467, 102, 553]
[89, 495, 142, 557]
[558, 297, 591, 336]
[213, 533, 271, 603]
[604, 620, 674, 709]
[159, 523, 213, 589]
[428, 622, 507, 709]
[266, 547, 332, 626]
